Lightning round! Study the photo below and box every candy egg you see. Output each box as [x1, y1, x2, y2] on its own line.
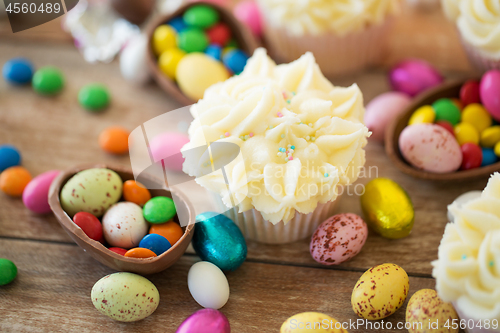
[389, 59, 443, 97]
[119, 34, 151, 85]
[280, 312, 347, 333]
[408, 105, 435, 126]
[183, 4, 219, 29]
[233, 0, 262, 37]
[149, 221, 184, 246]
[158, 48, 186, 79]
[143, 196, 176, 224]
[103, 202, 149, 248]
[149, 132, 190, 171]
[310, 213, 368, 265]
[99, 127, 129, 154]
[22, 170, 60, 214]
[178, 28, 209, 53]
[0, 166, 31, 197]
[32, 66, 64, 95]
[139, 233, 171, 256]
[188, 261, 229, 309]
[352, 263, 409, 320]
[405, 289, 459, 333]
[176, 309, 230, 333]
[222, 49, 249, 74]
[0, 258, 17, 285]
[169, 17, 187, 33]
[454, 122, 479, 146]
[364, 92, 412, 142]
[3, 58, 34, 85]
[399, 124, 462, 173]
[461, 103, 492, 133]
[435, 120, 454, 136]
[460, 80, 481, 106]
[460, 143, 482, 170]
[360, 178, 414, 239]
[73, 212, 103, 242]
[60, 168, 123, 217]
[432, 98, 461, 126]
[495, 141, 500, 157]
[480, 70, 500, 121]
[0, 144, 21, 171]
[447, 190, 481, 222]
[193, 212, 247, 271]
[153, 25, 177, 56]
[108, 247, 127, 256]
[78, 83, 111, 112]
[91, 272, 159, 322]
[481, 148, 498, 166]
[206, 23, 231, 46]
[124, 247, 157, 258]
[123, 180, 151, 206]
[481, 125, 500, 148]
[205, 44, 222, 61]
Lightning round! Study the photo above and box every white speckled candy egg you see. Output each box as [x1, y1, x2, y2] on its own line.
[405, 289, 459, 333]
[351, 263, 409, 320]
[280, 312, 348, 333]
[310, 213, 368, 265]
[91, 272, 159, 322]
[60, 168, 123, 217]
[102, 202, 148, 248]
[188, 261, 229, 309]
[399, 124, 462, 173]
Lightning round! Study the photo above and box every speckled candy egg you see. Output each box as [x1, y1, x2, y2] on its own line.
[280, 312, 347, 333]
[102, 202, 149, 248]
[91, 272, 159, 322]
[60, 168, 123, 217]
[399, 124, 462, 173]
[405, 289, 459, 333]
[310, 213, 368, 265]
[351, 263, 409, 320]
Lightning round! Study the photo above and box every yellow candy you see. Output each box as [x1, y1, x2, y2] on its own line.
[454, 122, 479, 146]
[495, 141, 500, 157]
[153, 25, 177, 56]
[176, 53, 230, 100]
[158, 48, 186, 79]
[481, 125, 500, 148]
[408, 105, 435, 125]
[462, 103, 492, 133]
[280, 312, 347, 332]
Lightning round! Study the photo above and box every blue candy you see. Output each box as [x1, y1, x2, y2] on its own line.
[205, 44, 222, 61]
[0, 145, 21, 171]
[481, 148, 498, 167]
[168, 17, 188, 33]
[139, 233, 171, 255]
[3, 58, 34, 85]
[223, 49, 249, 75]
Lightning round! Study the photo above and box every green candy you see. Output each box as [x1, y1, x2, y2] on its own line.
[32, 66, 64, 95]
[177, 28, 209, 53]
[143, 196, 176, 224]
[183, 5, 219, 29]
[432, 98, 461, 125]
[0, 258, 17, 285]
[78, 84, 111, 112]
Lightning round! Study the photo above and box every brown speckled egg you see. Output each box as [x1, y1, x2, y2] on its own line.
[351, 263, 409, 320]
[310, 213, 368, 265]
[405, 289, 459, 333]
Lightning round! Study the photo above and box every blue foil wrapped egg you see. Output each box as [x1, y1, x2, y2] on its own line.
[193, 212, 247, 271]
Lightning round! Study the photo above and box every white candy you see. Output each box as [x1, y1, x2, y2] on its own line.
[188, 261, 229, 309]
[119, 34, 150, 85]
[447, 191, 482, 222]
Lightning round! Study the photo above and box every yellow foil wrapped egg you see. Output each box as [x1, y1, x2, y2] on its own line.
[280, 312, 348, 333]
[360, 178, 414, 239]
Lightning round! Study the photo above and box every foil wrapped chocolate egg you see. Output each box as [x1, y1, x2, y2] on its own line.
[360, 178, 414, 239]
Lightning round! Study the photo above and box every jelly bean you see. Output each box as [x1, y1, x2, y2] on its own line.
[0, 166, 31, 197]
[177, 28, 209, 53]
[0, 145, 21, 172]
[139, 234, 171, 255]
[460, 80, 481, 106]
[223, 49, 249, 74]
[451, 98, 463, 111]
[408, 105, 435, 125]
[183, 4, 219, 29]
[153, 25, 177, 56]
[462, 103, 492, 133]
[124, 248, 157, 258]
[22, 170, 60, 214]
[207, 23, 231, 46]
[99, 127, 129, 155]
[0, 259, 17, 285]
[481, 148, 498, 167]
[78, 84, 111, 111]
[32, 66, 64, 95]
[149, 221, 183, 245]
[495, 141, 500, 157]
[73, 212, 104, 242]
[435, 120, 455, 136]
[123, 180, 151, 206]
[3, 58, 34, 85]
[143, 196, 176, 224]
[158, 48, 186, 79]
[432, 98, 461, 125]
[108, 247, 128, 256]
[205, 44, 222, 60]
[389, 60, 443, 97]
[168, 17, 187, 32]
[480, 126, 500, 148]
[480, 70, 500, 122]
[461, 143, 482, 170]
[233, 0, 262, 36]
[454, 123, 479, 146]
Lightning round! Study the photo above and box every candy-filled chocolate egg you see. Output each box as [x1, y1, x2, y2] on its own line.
[176, 309, 230, 333]
[360, 178, 414, 239]
[280, 312, 347, 333]
[60, 168, 123, 217]
[102, 202, 149, 248]
[365, 92, 411, 142]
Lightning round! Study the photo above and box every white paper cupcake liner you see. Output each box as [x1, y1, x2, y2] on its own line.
[461, 38, 500, 73]
[453, 301, 500, 333]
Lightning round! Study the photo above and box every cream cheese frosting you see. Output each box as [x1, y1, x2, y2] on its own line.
[432, 173, 500, 322]
[181, 48, 369, 224]
[256, 0, 401, 36]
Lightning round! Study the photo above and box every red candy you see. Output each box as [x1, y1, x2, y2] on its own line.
[460, 143, 483, 170]
[73, 212, 103, 242]
[206, 23, 231, 46]
[108, 247, 128, 256]
[435, 120, 455, 136]
[460, 80, 481, 107]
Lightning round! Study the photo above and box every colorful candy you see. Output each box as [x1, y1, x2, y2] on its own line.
[143, 196, 176, 224]
[207, 23, 231, 46]
[102, 202, 148, 248]
[454, 122, 479, 146]
[481, 148, 497, 166]
[460, 143, 482, 170]
[124, 247, 157, 258]
[389, 59, 443, 97]
[138, 233, 171, 256]
[205, 44, 222, 60]
[432, 98, 461, 125]
[32, 66, 64, 95]
[0, 259, 17, 285]
[481, 126, 500, 148]
[22, 170, 60, 214]
[78, 84, 111, 112]
[73, 212, 104, 242]
[188, 261, 229, 309]
[435, 120, 454, 136]
[152, 25, 177, 56]
[408, 105, 435, 125]
[0, 145, 21, 171]
[183, 4, 219, 29]
[3, 58, 34, 85]
[233, 0, 262, 37]
[461, 103, 491, 132]
[123, 180, 151, 206]
[222, 49, 249, 74]
[98, 126, 129, 155]
[158, 48, 186, 79]
[176, 309, 230, 333]
[178, 28, 209, 53]
[149, 221, 183, 246]
[168, 17, 187, 32]
[0, 166, 32, 197]
[460, 80, 480, 106]
[480, 70, 500, 121]
[495, 141, 500, 157]
[108, 247, 128, 256]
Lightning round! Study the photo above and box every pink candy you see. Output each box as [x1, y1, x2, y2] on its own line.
[480, 70, 500, 122]
[22, 170, 60, 214]
[233, 0, 262, 36]
[149, 132, 190, 172]
[389, 59, 443, 97]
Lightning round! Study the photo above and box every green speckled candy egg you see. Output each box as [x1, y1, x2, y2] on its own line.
[91, 272, 159, 322]
[60, 168, 122, 217]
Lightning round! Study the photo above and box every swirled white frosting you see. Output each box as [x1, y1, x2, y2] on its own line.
[182, 48, 369, 224]
[256, 0, 401, 36]
[432, 173, 500, 322]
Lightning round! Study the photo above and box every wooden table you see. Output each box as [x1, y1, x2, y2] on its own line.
[0, 4, 486, 333]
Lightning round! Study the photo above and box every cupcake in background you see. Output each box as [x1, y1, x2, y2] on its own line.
[442, 0, 500, 72]
[432, 172, 500, 333]
[256, 0, 402, 76]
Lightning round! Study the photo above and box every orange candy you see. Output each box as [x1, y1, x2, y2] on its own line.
[123, 180, 151, 206]
[0, 166, 31, 196]
[149, 221, 183, 246]
[99, 126, 129, 154]
[124, 248, 157, 258]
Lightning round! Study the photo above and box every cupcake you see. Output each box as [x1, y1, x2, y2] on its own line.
[432, 172, 500, 333]
[255, 0, 401, 76]
[442, 0, 500, 72]
[181, 48, 370, 244]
